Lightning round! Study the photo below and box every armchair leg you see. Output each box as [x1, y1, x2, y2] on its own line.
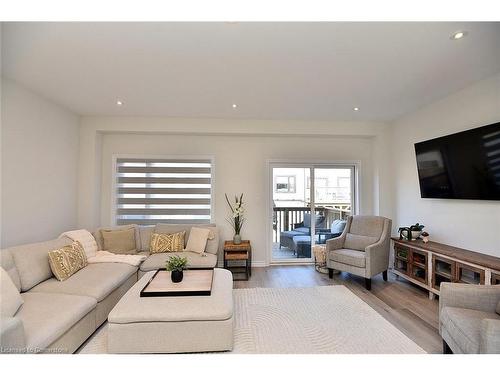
[365, 278, 371, 290]
[328, 268, 334, 279]
[383, 270, 388, 281]
[442, 339, 453, 354]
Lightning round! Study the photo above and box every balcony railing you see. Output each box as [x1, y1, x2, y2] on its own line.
[272, 204, 350, 242]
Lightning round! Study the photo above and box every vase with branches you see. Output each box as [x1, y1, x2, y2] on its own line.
[225, 193, 245, 244]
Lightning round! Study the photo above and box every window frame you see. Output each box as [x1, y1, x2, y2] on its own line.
[111, 154, 216, 226]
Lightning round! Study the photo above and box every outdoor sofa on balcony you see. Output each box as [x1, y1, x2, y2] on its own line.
[280, 216, 346, 258]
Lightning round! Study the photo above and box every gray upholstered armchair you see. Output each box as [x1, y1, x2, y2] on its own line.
[439, 283, 500, 354]
[326, 215, 392, 290]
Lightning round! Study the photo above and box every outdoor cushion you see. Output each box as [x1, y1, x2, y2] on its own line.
[441, 306, 500, 354]
[17, 292, 96, 350]
[330, 248, 366, 268]
[1, 267, 24, 316]
[140, 252, 218, 272]
[344, 233, 379, 251]
[9, 237, 73, 291]
[294, 227, 310, 234]
[331, 220, 347, 235]
[29, 263, 137, 302]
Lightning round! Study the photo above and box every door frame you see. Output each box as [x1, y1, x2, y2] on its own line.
[266, 159, 361, 266]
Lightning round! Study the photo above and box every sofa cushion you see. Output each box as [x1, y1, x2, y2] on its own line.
[344, 233, 379, 251]
[441, 306, 500, 354]
[154, 224, 220, 255]
[48, 241, 88, 281]
[139, 226, 154, 251]
[9, 238, 73, 291]
[1, 267, 24, 316]
[150, 232, 185, 253]
[17, 292, 96, 350]
[330, 248, 366, 268]
[29, 263, 137, 302]
[0, 249, 21, 291]
[185, 227, 210, 254]
[101, 227, 137, 254]
[94, 224, 140, 251]
[349, 216, 385, 238]
[140, 252, 218, 273]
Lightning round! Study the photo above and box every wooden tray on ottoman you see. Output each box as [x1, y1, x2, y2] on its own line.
[140, 269, 214, 297]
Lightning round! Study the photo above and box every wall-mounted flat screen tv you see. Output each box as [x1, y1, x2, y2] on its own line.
[414, 122, 500, 200]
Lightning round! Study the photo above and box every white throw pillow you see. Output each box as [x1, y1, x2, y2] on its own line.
[0, 267, 24, 317]
[185, 227, 211, 254]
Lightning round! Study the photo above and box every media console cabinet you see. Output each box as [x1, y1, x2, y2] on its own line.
[391, 237, 500, 300]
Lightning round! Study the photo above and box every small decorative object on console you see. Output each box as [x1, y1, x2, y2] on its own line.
[165, 255, 188, 283]
[398, 223, 425, 241]
[421, 231, 430, 243]
[225, 193, 245, 244]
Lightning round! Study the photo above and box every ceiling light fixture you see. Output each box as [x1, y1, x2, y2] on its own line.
[116, 100, 123, 106]
[353, 107, 359, 111]
[451, 31, 467, 40]
[232, 104, 237, 108]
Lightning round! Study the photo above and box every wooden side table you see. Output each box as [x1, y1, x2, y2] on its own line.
[223, 240, 252, 280]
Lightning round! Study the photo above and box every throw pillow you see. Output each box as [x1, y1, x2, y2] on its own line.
[150, 231, 185, 253]
[48, 241, 88, 281]
[0, 267, 24, 316]
[101, 227, 137, 254]
[185, 227, 210, 254]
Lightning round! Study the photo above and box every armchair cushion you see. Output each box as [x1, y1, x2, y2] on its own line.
[441, 306, 499, 354]
[329, 249, 366, 268]
[344, 233, 379, 251]
[349, 215, 385, 237]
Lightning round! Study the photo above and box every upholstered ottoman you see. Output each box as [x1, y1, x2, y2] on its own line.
[107, 268, 234, 353]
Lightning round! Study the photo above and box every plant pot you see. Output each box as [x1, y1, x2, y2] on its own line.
[411, 231, 422, 240]
[171, 269, 183, 283]
[233, 234, 242, 245]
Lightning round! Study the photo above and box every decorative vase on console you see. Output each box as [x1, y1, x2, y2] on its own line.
[226, 193, 245, 245]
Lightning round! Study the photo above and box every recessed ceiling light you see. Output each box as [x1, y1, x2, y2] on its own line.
[232, 104, 237, 108]
[353, 107, 359, 111]
[451, 31, 467, 40]
[116, 100, 123, 106]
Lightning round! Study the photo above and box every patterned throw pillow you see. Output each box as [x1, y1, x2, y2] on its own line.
[48, 241, 88, 281]
[150, 231, 185, 253]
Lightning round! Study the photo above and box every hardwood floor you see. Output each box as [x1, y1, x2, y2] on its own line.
[233, 265, 442, 353]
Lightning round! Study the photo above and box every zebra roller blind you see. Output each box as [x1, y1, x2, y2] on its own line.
[115, 158, 213, 225]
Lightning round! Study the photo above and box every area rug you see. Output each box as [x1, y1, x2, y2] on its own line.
[79, 285, 425, 354]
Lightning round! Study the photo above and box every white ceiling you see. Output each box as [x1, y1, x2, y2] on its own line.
[2, 22, 500, 122]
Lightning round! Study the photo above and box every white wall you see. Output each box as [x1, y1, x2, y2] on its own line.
[1, 79, 80, 247]
[391, 73, 500, 257]
[79, 116, 392, 265]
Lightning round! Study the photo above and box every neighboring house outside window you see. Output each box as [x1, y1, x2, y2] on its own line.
[275, 175, 296, 193]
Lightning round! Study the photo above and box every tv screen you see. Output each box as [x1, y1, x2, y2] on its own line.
[414, 122, 500, 200]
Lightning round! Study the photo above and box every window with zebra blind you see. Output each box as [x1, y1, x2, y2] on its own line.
[114, 157, 213, 225]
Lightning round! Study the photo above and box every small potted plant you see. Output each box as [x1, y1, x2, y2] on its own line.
[225, 193, 245, 244]
[166, 255, 188, 283]
[421, 231, 430, 243]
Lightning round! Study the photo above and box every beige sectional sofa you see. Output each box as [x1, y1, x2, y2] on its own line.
[0, 223, 221, 354]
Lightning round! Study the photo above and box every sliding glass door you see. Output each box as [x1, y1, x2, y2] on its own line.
[270, 163, 355, 263]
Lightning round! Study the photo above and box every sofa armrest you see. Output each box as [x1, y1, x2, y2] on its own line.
[480, 319, 500, 354]
[0, 316, 26, 353]
[439, 283, 500, 315]
[365, 237, 390, 277]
